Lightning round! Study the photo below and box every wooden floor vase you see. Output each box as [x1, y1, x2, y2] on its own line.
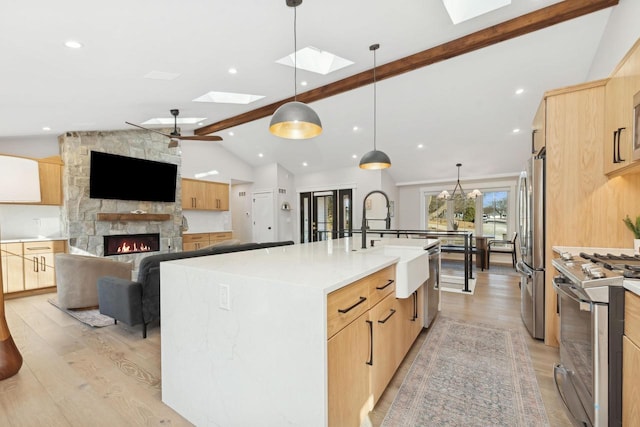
[0, 256, 22, 380]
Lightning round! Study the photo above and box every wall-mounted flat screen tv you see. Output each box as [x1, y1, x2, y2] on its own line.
[89, 151, 178, 202]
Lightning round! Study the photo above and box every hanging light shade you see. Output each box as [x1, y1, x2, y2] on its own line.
[360, 43, 391, 170]
[269, 0, 322, 139]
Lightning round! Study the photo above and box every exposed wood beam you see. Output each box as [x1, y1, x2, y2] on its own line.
[196, 0, 618, 136]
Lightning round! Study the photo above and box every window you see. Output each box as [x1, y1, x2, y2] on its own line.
[482, 190, 509, 239]
[421, 178, 515, 242]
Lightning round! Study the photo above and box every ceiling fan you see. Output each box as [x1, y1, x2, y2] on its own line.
[126, 109, 222, 148]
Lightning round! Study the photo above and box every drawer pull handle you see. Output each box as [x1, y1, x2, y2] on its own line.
[378, 308, 397, 324]
[376, 279, 394, 290]
[26, 246, 51, 251]
[338, 296, 366, 314]
[366, 320, 373, 366]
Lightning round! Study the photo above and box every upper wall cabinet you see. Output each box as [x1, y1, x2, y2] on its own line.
[604, 40, 640, 176]
[532, 99, 546, 155]
[0, 154, 63, 206]
[181, 178, 229, 211]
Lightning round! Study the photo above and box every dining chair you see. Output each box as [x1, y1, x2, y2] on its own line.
[487, 232, 518, 269]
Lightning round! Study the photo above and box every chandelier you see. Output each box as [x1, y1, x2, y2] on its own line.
[437, 163, 482, 200]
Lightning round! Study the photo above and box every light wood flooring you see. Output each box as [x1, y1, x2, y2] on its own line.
[1, 267, 572, 426]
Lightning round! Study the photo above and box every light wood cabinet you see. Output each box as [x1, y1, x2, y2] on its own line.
[36, 156, 63, 205]
[0, 154, 63, 206]
[604, 40, 640, 176]
[369, 292, 401, 404]
[623, 291, 640, 425]
[22, 240, 65, 290]
[182, 178, 229, 211]
[327, 264, 425, 425]
[2, 240, 66, 294]
[182, 232, 233, 251]
[1, 243, 25, 293]
[327, 311, 371, 427]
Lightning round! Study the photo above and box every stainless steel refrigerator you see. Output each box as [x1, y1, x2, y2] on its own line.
[516, 148, 545, 340]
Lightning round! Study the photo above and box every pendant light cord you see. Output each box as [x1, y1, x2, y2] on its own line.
[373, 46, 377, 151]
[293, 5, 298, 100]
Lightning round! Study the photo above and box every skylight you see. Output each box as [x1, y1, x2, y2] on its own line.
[193, 91, 265, 104]
[275, 46, 354, 75]
[442, 0, 511, 24]
[142, 117, 205, 125]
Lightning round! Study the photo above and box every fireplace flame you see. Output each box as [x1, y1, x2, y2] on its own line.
[116, 241, 152, 254]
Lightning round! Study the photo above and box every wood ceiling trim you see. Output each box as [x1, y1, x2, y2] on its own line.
[195, 0, 619, 136]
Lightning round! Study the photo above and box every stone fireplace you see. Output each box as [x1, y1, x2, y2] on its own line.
[58, 129, 183, 271]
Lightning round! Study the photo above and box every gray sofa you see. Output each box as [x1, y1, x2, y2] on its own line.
[97, 240, 294, 337]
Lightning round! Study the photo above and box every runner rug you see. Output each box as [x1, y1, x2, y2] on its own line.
[48, 298, 115, 328]
[382, 317, 549, 427]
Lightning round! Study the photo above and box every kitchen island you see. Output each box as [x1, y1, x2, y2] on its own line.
[160, 237, 438, 426]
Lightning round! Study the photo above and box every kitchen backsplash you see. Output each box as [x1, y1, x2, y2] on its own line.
[0, 205, 62, 240]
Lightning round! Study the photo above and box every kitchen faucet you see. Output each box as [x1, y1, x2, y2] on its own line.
[361, 190, 391, 249]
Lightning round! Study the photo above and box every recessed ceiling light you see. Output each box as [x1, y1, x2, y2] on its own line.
[42, 126, 51, 131]
[197, 122, 204, 126]
[417, 144, 424, 148]
[276, 46, 354, 75]
[442, 0, 511, 24]
[300, 81, 308, 86]
[515, 88, 525, 95]
[193, 91, 265, 105]
[142, 117, 206, 125]
[352, 154, 357, 159]
[513, 128, 521, 133]
[228, 131, 235, 136]
[228, 67, 238, 74]
[353, 126, 359, 132]
[258, 153, 264, 158]
[143, 70, 180, 80]
[64, 40, 83, 49]
[302, 162, 308, 167]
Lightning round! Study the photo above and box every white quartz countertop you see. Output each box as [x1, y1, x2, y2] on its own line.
[552, 245, 636, 256]
[183, 230, 233, 235]
[1, 236, 67, 244]
[164, 237, 439, 294]
[624, 280, 640, 296]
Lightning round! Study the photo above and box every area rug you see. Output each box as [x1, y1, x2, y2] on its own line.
[48, 298, 115, 327]
[382, 317, 549, 427]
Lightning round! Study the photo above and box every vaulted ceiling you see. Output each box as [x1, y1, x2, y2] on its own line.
[0, 0, 619, 183]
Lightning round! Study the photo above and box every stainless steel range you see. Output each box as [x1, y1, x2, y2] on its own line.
[552, 251, 628, 427]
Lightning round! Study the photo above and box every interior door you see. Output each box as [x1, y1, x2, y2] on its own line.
[252, 191, 275, 243]
[313, 191, 337, 241]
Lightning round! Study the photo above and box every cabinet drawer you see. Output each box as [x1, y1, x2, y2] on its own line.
[368, 265, 396, 307]
[327, 277, 370, 339]
[626, 291, 640, 345]
[23, 240, 65, 254]
[210, 232, 232, 242]
[183, 234, 209, 244]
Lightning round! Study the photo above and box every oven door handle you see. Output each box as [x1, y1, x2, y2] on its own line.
[552, 278, 592, 310]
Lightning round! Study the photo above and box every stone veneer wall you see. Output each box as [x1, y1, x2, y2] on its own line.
[58, 129, 182, 271]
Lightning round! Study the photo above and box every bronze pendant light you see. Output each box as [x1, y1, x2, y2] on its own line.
[269, 0, 322, 139]
[360, 43, 391, 169]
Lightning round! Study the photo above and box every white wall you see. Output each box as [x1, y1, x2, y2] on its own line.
[179, 140, 253, 183]
[588, 0, 640, 80]
[276, 164, 295, 242]
[294, 166, 397, 242]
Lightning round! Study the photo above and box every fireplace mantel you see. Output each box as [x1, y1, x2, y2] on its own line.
[97, 213, 171, 222]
